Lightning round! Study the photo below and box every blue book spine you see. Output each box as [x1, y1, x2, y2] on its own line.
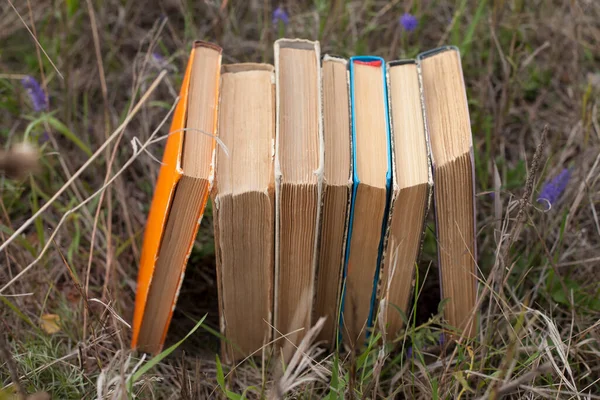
[339, 56, 393, 344]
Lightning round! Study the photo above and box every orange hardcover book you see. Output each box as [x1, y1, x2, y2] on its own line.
[132, 41, 222, 354]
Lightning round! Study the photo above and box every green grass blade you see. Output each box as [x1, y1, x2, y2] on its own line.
[449, 0, 468, 46]
[46, 116, 93, 157]
[0, 295, 39, 332]
[129, 314, 207, 388]
[23, 113, 92, 157]
[461, 0, 487, 54]
[216, 354, 226, 387]
[66, 0, 80, 17]
[325, 351, 343, 400]
[216, 355, 242, 400]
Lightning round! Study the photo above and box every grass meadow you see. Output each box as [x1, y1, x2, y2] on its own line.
[1, 0, 600, 398]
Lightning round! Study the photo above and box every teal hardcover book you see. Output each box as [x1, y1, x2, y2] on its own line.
[340, 56, 392, 347]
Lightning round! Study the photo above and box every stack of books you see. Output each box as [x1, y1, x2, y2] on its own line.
[130, 39, 478, 363]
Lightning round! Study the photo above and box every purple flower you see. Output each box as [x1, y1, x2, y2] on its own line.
[399, 13, 418, 32]
[38, 131, 50, 144]
[537, 168, 571, 210]
[152, 52, 169, 70]
[406, 346, 413, 359]
[152, 52, 164, 63]
[21, 75, 48, 112]
[272, 6, 289, 26]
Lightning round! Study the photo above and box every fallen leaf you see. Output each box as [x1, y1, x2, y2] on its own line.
[0, 387, 16, 400]
[40, 314, 60, 334]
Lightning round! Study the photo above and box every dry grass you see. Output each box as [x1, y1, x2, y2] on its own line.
[1, 0, 600, 398]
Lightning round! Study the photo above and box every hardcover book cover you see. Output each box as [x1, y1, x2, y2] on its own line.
[212, 63, 276, 363]
[378, 59, 433, 338]
[340, 56, 392, 347]
[273, 38, 324, 348]
[314, 54, 353, 346]
[417, 46, 478, 338]
[132, 41, 222, 353]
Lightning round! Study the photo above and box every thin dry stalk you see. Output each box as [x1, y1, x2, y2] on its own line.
[364, 239, 400, 398]
[499, 124, 548, 288]
[268, 317, 328, 400]
[24, 0, 98, 231]
[82, 0, 114, 362]
[6, 0, 62, 79]
[475, 362, 553, 400]
[0, 70, 167, 293]
[0, 333, 26, 400]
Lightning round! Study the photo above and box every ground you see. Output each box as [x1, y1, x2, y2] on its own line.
[1, 0, 599, 399]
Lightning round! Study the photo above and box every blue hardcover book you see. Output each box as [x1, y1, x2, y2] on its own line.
[340, 56, 392, 348]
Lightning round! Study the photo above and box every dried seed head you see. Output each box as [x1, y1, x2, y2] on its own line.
[0, 142, 40, 180]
